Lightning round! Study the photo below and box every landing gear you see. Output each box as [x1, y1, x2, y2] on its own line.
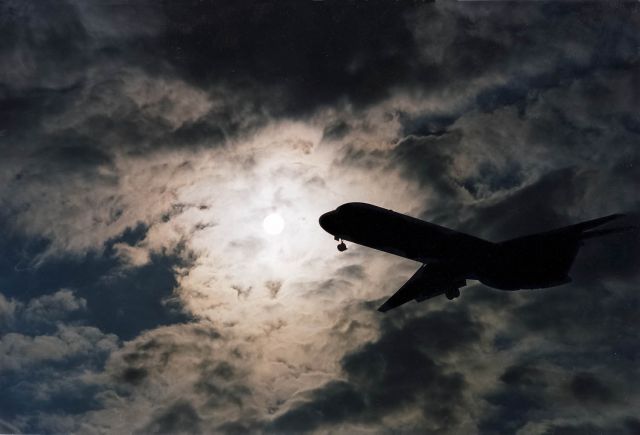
[334, 235, 347, 252]
[445, 287, 460, 300]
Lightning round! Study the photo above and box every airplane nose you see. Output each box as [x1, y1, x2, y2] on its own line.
[319, 212, 330, 231]
[319, 211, 335, 234]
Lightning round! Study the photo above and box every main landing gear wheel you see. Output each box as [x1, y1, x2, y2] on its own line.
[445, 288, 460, 300]
[337, 241, 347, 252]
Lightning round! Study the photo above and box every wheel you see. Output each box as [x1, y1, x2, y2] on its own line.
[445, 288, 460, 300]
[337, 242, 347, 252]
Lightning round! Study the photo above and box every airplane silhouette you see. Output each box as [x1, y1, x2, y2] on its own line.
[319, 202, 632, 312]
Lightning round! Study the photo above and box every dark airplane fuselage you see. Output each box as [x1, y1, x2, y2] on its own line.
[319, 202, 581, 291]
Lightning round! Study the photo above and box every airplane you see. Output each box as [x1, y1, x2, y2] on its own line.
[318, 202, 633, 312]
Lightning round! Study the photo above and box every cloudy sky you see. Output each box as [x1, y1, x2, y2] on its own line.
[1, 1, 639, 433]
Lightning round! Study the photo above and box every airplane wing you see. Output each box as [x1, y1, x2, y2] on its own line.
[377, 263, 465, 312]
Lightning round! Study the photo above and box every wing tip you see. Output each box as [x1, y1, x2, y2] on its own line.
[377, 302, 392, 313]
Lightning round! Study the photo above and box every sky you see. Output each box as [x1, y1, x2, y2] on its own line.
[0, 1, 639, 434]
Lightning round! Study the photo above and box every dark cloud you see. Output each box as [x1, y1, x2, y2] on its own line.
[264, 280, 282, 299]
[399, 112, 457, 138]
[0, 221, 192, 340]
[464, 167, 595, 240]
[139, 400, 203, 435]
[480, 364, 623, 434]
[473, 277, 639, 434]
[542, 418, 640, 435]
[272, 306, 480, 432]
[569, 372, 613, 403]
[510, 282, 638, 346]
[97, 323, 260, 434]
[388, 132, 467, 214]
[336, 264, 366, 281]
[0, 2, 90, 90]
[156, 1, 427, 115]
[119, 367, 148, 386]
[270, 381, 365, 432]
[480, 386, 545, 434]
[0, 234, 194, 432]
[0, 295, 118, 434]
[170, 119, 227, 148]
[322, 120, 351, 142]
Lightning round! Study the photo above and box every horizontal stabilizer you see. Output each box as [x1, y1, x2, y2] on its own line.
[572, 214, 626, 232]
[542, 213, 627, 239]
[581, 226, 636, 240]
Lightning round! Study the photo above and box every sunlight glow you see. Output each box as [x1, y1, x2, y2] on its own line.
[263, 212, 285, 235]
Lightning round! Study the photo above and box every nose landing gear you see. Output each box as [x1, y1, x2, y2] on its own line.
[337, 241, 347, 252]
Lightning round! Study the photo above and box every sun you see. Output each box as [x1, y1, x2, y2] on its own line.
[263, 212, 285, 235]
